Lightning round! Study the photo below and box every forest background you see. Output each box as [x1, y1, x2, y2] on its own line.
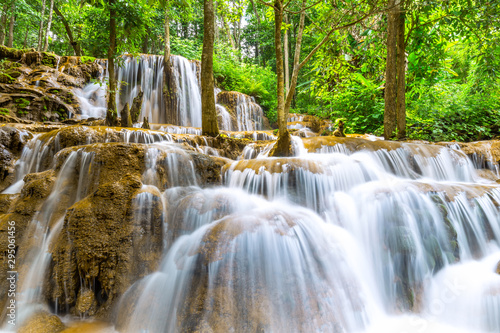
[0, 0, 499, 142]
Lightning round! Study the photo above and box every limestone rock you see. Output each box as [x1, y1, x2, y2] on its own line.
[120, 103, 132, 128]
[130, 89, 143, 123]
[76, 287, 98, 316]
[0, 49, 101, 123]
[18, 311, 66, 333]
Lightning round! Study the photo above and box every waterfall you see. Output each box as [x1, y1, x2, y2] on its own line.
[12, 148, 95, 326]
[4, 125, 500, 332]
[74, 55, 267, 131]
[234, 94, 265, 131]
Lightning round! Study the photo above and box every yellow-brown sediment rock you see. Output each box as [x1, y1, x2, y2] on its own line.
[18, 311, 66, 333]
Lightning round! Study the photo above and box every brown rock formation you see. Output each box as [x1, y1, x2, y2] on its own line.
[0, 49, 101, 123]
[18, 311, 66, 333]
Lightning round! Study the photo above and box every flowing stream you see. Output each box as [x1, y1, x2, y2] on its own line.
[2, 124, 500, 332]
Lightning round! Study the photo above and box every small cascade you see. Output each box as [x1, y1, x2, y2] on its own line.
[216, 104, 232, 131]
[216, 91, 266, 132]
[308, 138, 482, 182]
[170, 55, 202, 127]
[1, 126, 175, 194]
[2, 134, 56, 194]
[74, 59, 107, 119]
[142, 143, 198, 189]
[224, 154, 382, 211]
[235, 94, 265, 131]
[12, 149, 96, 326]
[288, 113, 305, 122]
[158, 125, 201, 135]
[105, 128, 173, 144]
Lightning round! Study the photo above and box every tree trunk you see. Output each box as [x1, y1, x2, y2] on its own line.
[106, 0, 118, 126]
[43, 0, 54, 51]
[284, 0, 306, 115]
[6, 1, 15, 48]
[284, 14, 290, 94]
[221, 14, 236, 50]
[384, 0, 398, 139]
[249, 0, 261, 63]
[269, 0, 293, 157]
[23, 25, 28, 48]
[235, 17, 242, 51]
[38, 0, 47, 51]
[274, 0, 285, 136]
[396, 0, 406, 139]
[164, 6, 178, 125]
[54, 5, 81, 56]
[201, 0, 219, 137]
[0, 3, 9, 46]
[142, 34, 148, 53]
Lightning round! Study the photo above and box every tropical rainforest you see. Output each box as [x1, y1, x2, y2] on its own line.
[1, 0, 499, 141]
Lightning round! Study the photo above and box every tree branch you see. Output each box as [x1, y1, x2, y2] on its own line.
[299, 7, 382, 70]
[284, 0, 322, 14]
[256, 0, 275, 9]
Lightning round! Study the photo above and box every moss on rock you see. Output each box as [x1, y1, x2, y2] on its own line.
[18, 311, 66, 333]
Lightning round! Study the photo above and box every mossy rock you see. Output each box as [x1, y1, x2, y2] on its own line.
[80, 56, 96, 64]
[386, 226, 416, 255]
[0, 73, 13, 84]
[0, 45, 35, 61]
[18, 311, 66, 333]
[41, 52, 59, 68]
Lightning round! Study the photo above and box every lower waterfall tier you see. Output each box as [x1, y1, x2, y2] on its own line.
[1, 124, 500, 332]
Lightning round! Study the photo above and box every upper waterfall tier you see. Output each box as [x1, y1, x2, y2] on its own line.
[74, 54, 268, 131]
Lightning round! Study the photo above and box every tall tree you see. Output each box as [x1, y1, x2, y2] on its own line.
[396, 0, 406, 139]
[260, 0, 384, 156]
[37, 0, 47, 51]
[106, 0, 118, 126]
[284, 13, 289, 93]
[384, 0, 398, 139]
[248, 0, 261, 62]
[43, 0, 55, 51]
[54, 4, 81, 56]
[201, 0, 219, 136]
[270, 0, 289, 156]
[6, 1, 14, 48]
[163, 0, 176, 125]
[161, 0, 192, 125]
[0, 2, 9, 46]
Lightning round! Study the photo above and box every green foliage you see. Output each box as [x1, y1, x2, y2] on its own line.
[304, 71, 385, 135]
[15, 98, 30, 109]
[169, 37, 201, 60]
[213, 43, 277, 123]
[81, 56, 97, 63]
[0, 108, 9, 115]
[407, 80, 500, 142]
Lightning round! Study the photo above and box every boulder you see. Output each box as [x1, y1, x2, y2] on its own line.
[18, 311, 66, 333]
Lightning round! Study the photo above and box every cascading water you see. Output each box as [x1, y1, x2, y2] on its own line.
[13, 149, 95, 325]
[74, 54, 267, 132]
[4, 122, 500, 332]
[234, 94, 265, 132]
